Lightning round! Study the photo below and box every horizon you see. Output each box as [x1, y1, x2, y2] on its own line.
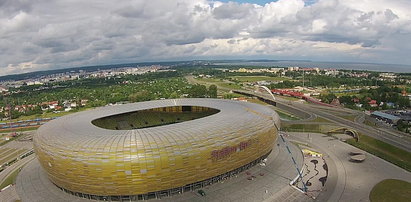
[1, 0, 411, 76]
[1, 59, 411, 80]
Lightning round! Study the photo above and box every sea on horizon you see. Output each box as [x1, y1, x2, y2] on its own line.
[214, 61, 411, 73]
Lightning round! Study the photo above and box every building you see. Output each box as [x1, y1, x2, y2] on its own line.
[0, 86, 8, 93]
[371, 111, 401, 125]
[34, 99, 280, 200]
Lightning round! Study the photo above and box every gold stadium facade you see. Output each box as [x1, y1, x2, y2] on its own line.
[34, 99, 280, 200]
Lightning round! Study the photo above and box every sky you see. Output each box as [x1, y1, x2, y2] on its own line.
[1, 0, 411, 76]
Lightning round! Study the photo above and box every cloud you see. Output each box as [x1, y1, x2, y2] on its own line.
[213, 2, 255, 19]
[0, 0, 410, 76]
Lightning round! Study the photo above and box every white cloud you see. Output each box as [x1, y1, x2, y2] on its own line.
[0, 0, 410, 76]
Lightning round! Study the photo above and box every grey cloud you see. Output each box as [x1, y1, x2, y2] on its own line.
[213, 2, 254, 19]
[0, 0, 410, 76]
[384, 9, 399, 21]
[0, 0, 37, 16]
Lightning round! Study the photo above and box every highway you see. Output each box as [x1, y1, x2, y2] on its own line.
[231, 88, 411, 153]
[294, 102, 410, 150]
[187, 76, 411, 152]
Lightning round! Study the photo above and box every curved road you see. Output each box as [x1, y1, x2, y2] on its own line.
[234, 88, 411, 152]
[289, 101, 411, 152]
[186, 76, 411, 152]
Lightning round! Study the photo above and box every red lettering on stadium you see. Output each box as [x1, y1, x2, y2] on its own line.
[211, 140, 253, 160]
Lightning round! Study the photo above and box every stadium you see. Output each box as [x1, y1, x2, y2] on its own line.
[33, 98, 280, 200]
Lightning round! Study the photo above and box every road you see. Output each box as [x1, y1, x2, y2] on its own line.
[0, 155, 35, 186]
[288, 101, 411, 152]
[218, 78, 411, 152]
[262, 92, 411, 152]
[185, 76, 411, 152]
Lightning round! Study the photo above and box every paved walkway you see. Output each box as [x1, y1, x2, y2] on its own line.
[287, 132, 411, 202]
[0, 185, 20, 202]
[296, 155, 327, 199]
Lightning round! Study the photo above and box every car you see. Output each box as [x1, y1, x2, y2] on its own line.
[198, 190, 206, 196]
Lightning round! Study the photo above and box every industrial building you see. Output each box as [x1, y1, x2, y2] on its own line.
[371, 111, 401, 125]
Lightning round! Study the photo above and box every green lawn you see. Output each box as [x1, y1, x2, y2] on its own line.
[365, 119, 377, 127]
[282, 124, 322, 132]
[195, 77, 222, 83]
[346, 134, 411, 172]
[311, 117, 332, 123]
[217, 82, 243, 90]
[246, 98, 269, 106]
[282, 123, 341, 133]
[275, 110, 300, 121]
[222, 93, 244, 99]
[230, 76, 289, 82]
[93, 109, 218, 130]
[193, 77, 243, 90]
[369, 179, 411, 202]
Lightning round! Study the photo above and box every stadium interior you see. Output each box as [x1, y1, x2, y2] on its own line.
[92, 106, 220, 130]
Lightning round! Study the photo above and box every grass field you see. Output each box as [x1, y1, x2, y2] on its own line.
[246, 98, 269, 105]
[282, 124, 322, 132]
[346, 134, 411, 172]
[369, 179, 411, 202]
[93, 109, 218, 130]
[195, 77, 243, 90]
[195, 77, 222, 83]
[311, 117, 332, 123]
[217, 82, 243, 90]
[282, 123, 340, 133]
[230, 76, 289, 82]
[275, 110, 300, 121]
[223, 93, 244, 99]
[365, 119, 377, 127]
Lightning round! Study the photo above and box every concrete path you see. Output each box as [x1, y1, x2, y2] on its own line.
[287, 132, 411, 202]
[0, 185, 20, 202]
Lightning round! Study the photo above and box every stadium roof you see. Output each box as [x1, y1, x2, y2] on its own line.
[36, 98, 280, 150]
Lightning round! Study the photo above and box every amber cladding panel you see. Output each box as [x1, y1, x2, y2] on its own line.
[34, 99, 280, 196]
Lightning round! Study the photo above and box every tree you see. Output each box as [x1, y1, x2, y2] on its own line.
[398, 97, 410, 108]
[129, 90, 151, 102]
[188, 84, 208, 98]
[319, 93, 337, 104]
[339, 95, 353, 105]
[208, 85, 217, 98]
[397, 120, 408, 132]
[169, 91, 180, 99]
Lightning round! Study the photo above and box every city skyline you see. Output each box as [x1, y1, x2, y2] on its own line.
[1, 0, 411, 76]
